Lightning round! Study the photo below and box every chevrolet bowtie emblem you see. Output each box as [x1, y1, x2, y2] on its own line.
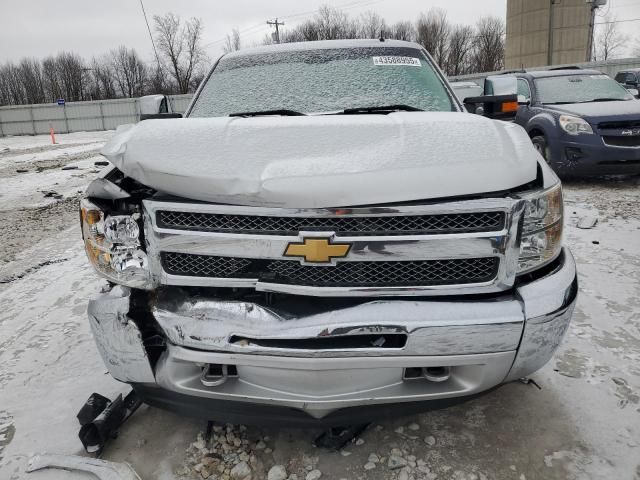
[284, 237, 351, 264]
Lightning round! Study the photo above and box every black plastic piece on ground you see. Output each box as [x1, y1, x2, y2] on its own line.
[77, 390, 142, 454]
[77, 393, 111, 426]
[314, 424, 370, 451]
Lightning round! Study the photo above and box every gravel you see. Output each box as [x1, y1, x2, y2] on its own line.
[268, 465, 287, 480]
[305, 469, 322, 480]
[388, 455, 408, 470]
[424, 435, 436, 446]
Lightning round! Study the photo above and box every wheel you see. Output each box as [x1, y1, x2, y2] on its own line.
[531, 135, 550, 163]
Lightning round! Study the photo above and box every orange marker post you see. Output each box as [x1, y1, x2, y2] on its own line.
[49, 126, 56, 144]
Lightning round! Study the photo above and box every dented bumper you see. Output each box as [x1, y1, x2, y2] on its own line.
[88, 248, 577, 421]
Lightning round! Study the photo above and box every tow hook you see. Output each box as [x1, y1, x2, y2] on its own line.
[200, 364, 229, 387]
[422, 366, 451, 383]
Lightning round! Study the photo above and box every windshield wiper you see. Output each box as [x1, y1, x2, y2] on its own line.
[342, 104, 424, 114]
[586, 98, 628, 103]
[229, 109, 306, 117]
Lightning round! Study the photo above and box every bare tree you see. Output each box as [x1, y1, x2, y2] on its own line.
[55, 52, 86, 101]
[416, 8, 450, 68]
[390, 21, 415, 41]
[147, 63, 171, 94]
[109, 46, 147, 98]
[0, 63, 25, 105]
[223, 28, 241, 54]
[446, 25, 474, 76]
[154, 13, 207, 94]
[594, 16, 629, 61]
[89, 56, 117, 100]
[470, 17, 505, 73]
[358, 11, 387, 39]
[18, 58, 45, 104]
[314, 5, 359, 40]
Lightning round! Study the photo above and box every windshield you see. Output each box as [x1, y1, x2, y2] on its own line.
[189, 47, 455, 117]
[535, 74, 633, 104]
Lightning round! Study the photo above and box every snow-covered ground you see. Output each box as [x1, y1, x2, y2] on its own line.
[0, 132, 639, 480]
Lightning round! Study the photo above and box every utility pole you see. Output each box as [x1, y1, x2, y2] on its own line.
[547, 0, 558, 66]
[586, 0, 607, 62]
[267, 18, 285, 43]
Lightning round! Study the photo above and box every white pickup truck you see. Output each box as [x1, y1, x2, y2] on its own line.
[81, 39, 577, 425]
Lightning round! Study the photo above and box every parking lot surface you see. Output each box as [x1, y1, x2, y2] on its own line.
[0, 132, 639, 480]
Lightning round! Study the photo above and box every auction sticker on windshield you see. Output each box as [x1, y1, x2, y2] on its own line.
[373, 56, 421, 67]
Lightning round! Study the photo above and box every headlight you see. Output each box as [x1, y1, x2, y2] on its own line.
[80, 199, 153, 289]
[559, 115, 593, 135]
[517, 182, 563, 274]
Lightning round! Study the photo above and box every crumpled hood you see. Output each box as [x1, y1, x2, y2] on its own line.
[101, 113, 538, 208]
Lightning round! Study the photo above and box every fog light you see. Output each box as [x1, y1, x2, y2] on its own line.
[565, 147, 584, 161]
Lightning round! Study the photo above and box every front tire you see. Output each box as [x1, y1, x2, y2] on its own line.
[531, 135, 550, 163]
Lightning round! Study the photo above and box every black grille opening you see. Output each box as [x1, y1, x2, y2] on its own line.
[229, 334, 407, 350]
[598, 120, 640, 130]
[161, 252, 499, 287]
[156, 210, 505, 236]
[602, 136, 640, 148]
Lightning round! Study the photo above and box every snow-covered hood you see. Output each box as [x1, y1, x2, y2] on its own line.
[101, 113, 538, 208]
[545, 100, 640, 122]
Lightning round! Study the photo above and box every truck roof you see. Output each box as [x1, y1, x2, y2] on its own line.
[223, 39, 425, 59]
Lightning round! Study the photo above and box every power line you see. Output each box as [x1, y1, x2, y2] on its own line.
[203, 0, 386, 51]
[266, 18, 285, 44]
[595, 17, 640, 24]
[139, 0, 162, 70]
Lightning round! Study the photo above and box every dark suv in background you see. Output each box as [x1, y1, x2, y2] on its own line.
[489, 69, 640, 177]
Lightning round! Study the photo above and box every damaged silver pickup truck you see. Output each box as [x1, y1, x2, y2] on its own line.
[81, 39, 577, 425]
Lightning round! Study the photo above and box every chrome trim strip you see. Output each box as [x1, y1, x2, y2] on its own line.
[145, 198, 516, 218]
[143, 198, 526, 296]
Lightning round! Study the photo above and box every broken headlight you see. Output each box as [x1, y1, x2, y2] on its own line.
[517, 182, 563, 274]
[80, 199, 152, 289]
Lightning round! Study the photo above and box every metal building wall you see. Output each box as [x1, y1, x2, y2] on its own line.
[506, 0, 592, 69]
[0, 94, 193, 137]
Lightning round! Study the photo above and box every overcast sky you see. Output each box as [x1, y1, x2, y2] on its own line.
[1, 0, 638, 63]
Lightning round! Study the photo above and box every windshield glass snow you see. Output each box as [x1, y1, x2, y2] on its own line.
[189, 47, 455, 116]
[535, 74, 633, 104]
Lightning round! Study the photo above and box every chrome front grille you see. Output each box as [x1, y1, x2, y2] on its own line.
[161, 253, 499, 287]
[156, 210, 505, 236]
[144, 198, 525, 297]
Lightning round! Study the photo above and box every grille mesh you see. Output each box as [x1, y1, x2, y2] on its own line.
[162, 254, 251, 278]
[157, 210, 505, 236]
[161, 253, 499, 287]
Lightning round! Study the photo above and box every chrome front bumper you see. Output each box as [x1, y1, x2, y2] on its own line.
[87, 248, 577, 420]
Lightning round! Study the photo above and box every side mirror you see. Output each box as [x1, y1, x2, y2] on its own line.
[139, 95, 182, 121]
[464, 94, 520, 120]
